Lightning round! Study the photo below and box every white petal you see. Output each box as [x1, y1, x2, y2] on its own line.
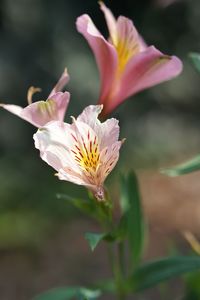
[77, 104, 103, 127]
[0, 104, 23, 117]
[98, 141, 122, 181]
[34, 121, 82, 173]
[99, 118, 119, 149]
[77, 104, 119, 149]
[57, 168, 95, 189]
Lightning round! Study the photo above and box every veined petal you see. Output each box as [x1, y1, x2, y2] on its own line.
[57, 168, 96, 189]
[77, 105, 119, 148]
[98, 141, 122, 181]
[48, 68, 69, 98]
[103, 46, 183, 115]
[34, 121, 83, 174]
[76, 14, 118, 103]
[100, 118, 119, 149]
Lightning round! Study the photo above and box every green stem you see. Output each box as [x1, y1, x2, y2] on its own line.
[119, 242, 125, 277]
[97, 191, 127, 299]
[104, 218, 126, 299]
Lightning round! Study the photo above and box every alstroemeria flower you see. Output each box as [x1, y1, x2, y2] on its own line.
[76, 2, 183, 116]
[0, 69, 70, 127]
[34, 105, 123, 201]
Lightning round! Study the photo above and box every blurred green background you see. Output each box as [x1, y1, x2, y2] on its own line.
[0, 0, 200, 299]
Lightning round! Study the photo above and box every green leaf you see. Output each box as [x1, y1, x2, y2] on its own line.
[32, 287, 77, 300]
[56, 194, 97, 218]
[32, 287, 101, 300]
[160, 154, 200, 176]
[189, 52, 200, 73]
[120, 172, 145, 266]
[119, 174, 129, 213]
[183, 271, 200, 300]
[85, 232, 110, 251]
[78, 288, 101, 299]
[129, 256, 200, 292]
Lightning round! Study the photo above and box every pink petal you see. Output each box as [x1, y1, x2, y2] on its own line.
[116, 16, 140, 52]
[76, 14, 118, 103]
[48, 91, 70, 121]
[48, 68, 69, 98]
[104, 46, 183, 115]
[99, 2, 118, 45]
[21, 92, 70, 127]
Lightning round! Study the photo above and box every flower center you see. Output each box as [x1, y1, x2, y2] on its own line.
[71, 131, 100, 175]
[115, 39, 139, 74]
[38, 99, 57, 117]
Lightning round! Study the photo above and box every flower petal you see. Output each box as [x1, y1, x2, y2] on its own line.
[34, 121, 83, 173]
[34, 120, 104, 192]
[76, 14, 118, 103]
[98, 141, 122, 182]
[116, 16, 140, 53]
[34, 105, 123, 200]
[48, 91, 70, 121]
[0, 104, 24, 119]
[99, 1, 118, 45]
[20, 91, 70, 127]
[77, 104, 103, 128]
[77, 105, 119, 149]
[121, 45, 183, 98]
[57, 168, 95, 189]
[48, 68, 69, 98]
[103, 46, 183, 114]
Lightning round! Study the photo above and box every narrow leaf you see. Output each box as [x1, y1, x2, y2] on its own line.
[56, 194, 98, 218]
[78, 288, 101, 299]
[32, 287, 77, 300]
[119, 174, 129, 213]
[129, 256, 200, 292]
[32, 287, 101, 300]
[189, 52, 200, 73]
[85, 232, 108, 251]
[121, 172, 145, 266]
[161, 154, 200, 176]
[182, 271, 200, 300]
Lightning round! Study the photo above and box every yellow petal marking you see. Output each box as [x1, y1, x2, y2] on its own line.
[115, 37, 140, 74]
[71, 131, 100, 176]
[37, 99, 56, 117]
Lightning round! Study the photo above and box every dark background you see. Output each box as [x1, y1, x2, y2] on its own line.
[0, 0, 200, 299]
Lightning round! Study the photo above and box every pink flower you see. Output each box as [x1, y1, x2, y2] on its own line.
[34, 105, 123, 201]
[0, 69, 70, 127]
[76, 2, 183, 116]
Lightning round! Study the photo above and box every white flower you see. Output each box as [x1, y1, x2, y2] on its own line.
[34, 105, 123, 200]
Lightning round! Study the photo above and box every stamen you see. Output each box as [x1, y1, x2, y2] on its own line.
[27, 86, 42, 105]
